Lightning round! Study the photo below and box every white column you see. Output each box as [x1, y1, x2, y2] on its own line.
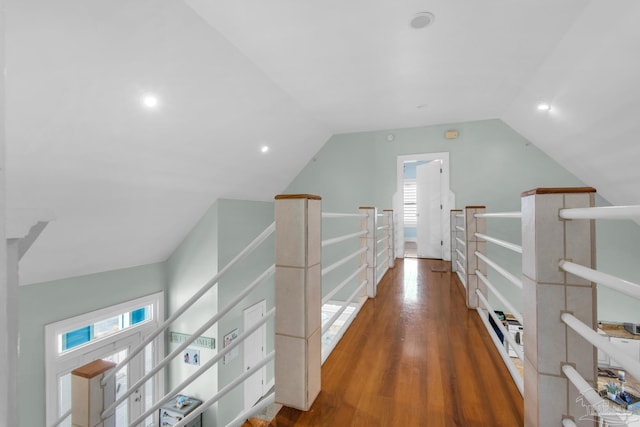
[274, 194, 322, 411]
[1, 241, 18, 427]
[383, 210, 394, 269]
[0, 5, 13, 424]
[359, 207, 377, 298]
[464, 206, 487, 309]
[71, 359, 116, 427]
[521, 188, 597, 427]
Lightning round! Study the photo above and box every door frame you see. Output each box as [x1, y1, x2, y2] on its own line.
[243, 300, 267, 410]
[395, 152, 452, 260]
[44, 292, 164, 427]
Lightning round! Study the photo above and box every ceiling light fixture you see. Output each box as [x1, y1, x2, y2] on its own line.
[141, 94, 159, 109]
[410, 12, 435, 29]
[261, 146, 269, 153]
[537, 103, 551, 112]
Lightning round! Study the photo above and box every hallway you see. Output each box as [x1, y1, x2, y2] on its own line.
[271, 258, 524, 426]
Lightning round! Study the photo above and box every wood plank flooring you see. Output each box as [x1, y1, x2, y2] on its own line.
[271, 258, 524, 426]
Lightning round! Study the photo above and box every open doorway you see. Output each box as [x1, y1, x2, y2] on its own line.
[394, 153, 454, 260]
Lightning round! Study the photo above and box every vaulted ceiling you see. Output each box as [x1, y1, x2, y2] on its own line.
[7, 0, 640, 285]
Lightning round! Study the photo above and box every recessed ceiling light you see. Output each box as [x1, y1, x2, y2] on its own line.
[261, 146, 269, 153]
[410, 12, 435, 29]
[141, 94, 159, 109]
[537, 103, 551, 112]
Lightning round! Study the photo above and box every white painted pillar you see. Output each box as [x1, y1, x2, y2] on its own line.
[359, 206, 377, 298]
[383, 210, 394, 269]
[521, 188, 597, 427]
[274, 194, 321, 411]
[464, 206, 487, 309]
[0, 4, 13, 425]
[71, 359, 116, 427]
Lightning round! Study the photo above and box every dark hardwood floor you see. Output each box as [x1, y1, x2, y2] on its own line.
[271, 258, 524, 426]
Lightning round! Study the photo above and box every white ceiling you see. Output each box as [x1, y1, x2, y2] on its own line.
[6, 0, 640, 285]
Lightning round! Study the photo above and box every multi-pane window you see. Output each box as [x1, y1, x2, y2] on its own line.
[59, 305, 152, 353]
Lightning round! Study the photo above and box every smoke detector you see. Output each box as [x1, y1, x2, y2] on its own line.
[410, 12, 435, 29]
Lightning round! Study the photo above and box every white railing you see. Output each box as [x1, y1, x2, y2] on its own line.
[449, 194, 640, 424]
[174, 352, 276, 427]
[475, 296, 524, 395]
[518, 189, 640, 426]
[466, 208, 524, 398]
[550, 203, 640, 425]
[562, 364, 632, 426]
[559, 260, 640, 301]
[80, 222, 276, 427]
[130, 309, 276, 426]
[102, 222, 276, 387]
[450, 210, 464, 282]
[48, 409, 71, 427]
[474, 251, 523, 290]
[320, 209, 374, 363]
[71, 197, 397, 426]
[559, 205, 640, 220]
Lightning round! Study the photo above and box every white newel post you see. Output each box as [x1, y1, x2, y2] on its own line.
[521, 188, 597, 427]
[450, 210, 462, 273]
[464, 206, 487, 309]
[359, 206, 377, 298]
[71, 359, 116, 427]
[274, 194, 322, 411]
[383, 210, 395, 269]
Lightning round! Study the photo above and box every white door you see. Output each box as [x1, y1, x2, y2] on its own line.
[416, 161, 443, 259]
[243, 301, 266, 410]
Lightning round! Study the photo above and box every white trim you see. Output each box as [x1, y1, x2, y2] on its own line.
[45, 292, 164, 427]
[396, 152, 453, 260]
[243, 300, 267, 411]
[265, 377, 275, 392]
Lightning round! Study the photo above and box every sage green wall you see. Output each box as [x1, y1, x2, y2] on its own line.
[595, 208, 640, 323]
[165, 199, 219, 425]
[216, 199, 275, 427]
[287, 119, 640, 322]
[18, 262, 165, 427]
[165, 198, 275, 427]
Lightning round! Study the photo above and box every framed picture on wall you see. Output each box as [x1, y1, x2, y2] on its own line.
[183, 348, 200, 366]
[223, 329, 239, 364]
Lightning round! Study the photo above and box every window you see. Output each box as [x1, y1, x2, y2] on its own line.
[404, 179, 417, 225]
[59, 305, 152, 353]
[45, 293, 163, 427]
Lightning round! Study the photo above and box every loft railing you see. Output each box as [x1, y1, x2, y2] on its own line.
[555, 202, 640, 426]
[67, 195, 396, 427]
[65, 221, 276, 427]
[450, 207, 524, 396]
[319, 208, 394, 363]
[320, 209, 368, 364]
[453, 188, 640, 426]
